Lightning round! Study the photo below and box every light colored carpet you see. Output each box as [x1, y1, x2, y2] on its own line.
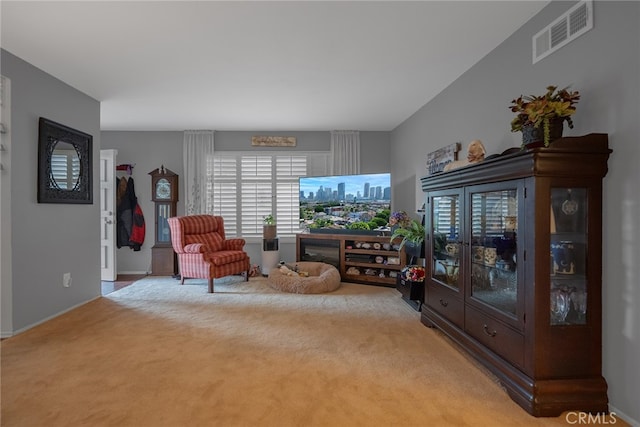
[2, 276, 575, 426]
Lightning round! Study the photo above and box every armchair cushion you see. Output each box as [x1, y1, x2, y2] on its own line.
[183, 243, 206, 254]
[206, 251, 249, 266]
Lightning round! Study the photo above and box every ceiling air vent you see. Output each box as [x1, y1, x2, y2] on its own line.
[532, 0, 593, 64]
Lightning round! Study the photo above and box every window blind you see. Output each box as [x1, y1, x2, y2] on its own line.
[211, 152, 329, 237]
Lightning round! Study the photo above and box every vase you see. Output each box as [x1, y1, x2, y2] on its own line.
[405, 241, 425, 261]
[521, 118, 564, 148]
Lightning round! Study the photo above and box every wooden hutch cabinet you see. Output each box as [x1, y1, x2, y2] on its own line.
[420, 134, 611, 416]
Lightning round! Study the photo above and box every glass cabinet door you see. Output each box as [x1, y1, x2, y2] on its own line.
[430, 194, 461, 289]
[550, 187, 588, 325]
[469, 188, 518, 316]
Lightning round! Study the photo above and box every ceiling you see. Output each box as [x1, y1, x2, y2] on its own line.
[1, 1, 549, 132]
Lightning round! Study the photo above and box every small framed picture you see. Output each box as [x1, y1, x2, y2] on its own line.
[426, 142, 461, 175]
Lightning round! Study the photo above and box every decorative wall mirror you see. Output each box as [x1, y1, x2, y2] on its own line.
[38, 117, 93, 204]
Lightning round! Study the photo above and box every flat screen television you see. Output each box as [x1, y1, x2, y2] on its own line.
[299, 172, 392, 234]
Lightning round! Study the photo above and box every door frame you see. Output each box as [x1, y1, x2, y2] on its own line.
[100, 149, 118, 282]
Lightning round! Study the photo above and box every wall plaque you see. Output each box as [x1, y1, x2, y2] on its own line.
[426, 142, 461, 175]
[251, 136, 297, 147]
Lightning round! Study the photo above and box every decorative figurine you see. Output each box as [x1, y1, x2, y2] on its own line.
[443, 139, 486, 171]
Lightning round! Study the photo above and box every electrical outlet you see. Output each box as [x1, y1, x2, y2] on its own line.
[63, 273, 72, 288]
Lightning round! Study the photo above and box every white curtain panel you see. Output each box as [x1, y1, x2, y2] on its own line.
[183, 130, 214, 215]
[330, 130, 360, 175]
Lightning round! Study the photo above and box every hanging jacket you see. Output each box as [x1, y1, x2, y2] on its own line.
[129, 203, 145, 251]
[117, 177, 133, 248]
[116, 176, 145, 250]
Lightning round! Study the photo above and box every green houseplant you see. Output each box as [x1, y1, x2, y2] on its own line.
[390, 218, 425, 261]
[509, 85, 580, 147]
[263, 214, 275, 225]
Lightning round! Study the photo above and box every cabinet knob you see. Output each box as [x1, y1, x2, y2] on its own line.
[439, 298, 448, 307]
[483, 324, 497, 337]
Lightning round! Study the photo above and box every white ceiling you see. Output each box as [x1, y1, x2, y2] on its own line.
[1, 1, 549, 131]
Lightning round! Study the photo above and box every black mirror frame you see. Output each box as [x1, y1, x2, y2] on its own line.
[37, 117, 93, 204]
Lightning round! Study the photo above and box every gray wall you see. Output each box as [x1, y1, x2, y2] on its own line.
[3, 1, 638, 421]
[390, 1, 639, 422]
[1, 49, 102, 332]
[101, 130, 391, 273]
[214, 130, 391, 172]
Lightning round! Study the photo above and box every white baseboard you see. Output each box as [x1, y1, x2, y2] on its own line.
[609, 405, 639, 427]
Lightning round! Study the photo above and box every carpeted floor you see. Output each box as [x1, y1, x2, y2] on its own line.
[0, 276, 600, 426]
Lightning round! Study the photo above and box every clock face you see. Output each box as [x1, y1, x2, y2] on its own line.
[155, 178, 171, 199]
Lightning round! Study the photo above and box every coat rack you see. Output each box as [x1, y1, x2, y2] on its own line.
[116, 163, 136, 175]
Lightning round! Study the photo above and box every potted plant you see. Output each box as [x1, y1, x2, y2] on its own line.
[390, 218, 425, 262]
[263, 214, 276, 239]
[509, 85, 580, 147]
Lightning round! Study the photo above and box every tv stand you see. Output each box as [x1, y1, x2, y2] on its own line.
[296, 233, 407, 287]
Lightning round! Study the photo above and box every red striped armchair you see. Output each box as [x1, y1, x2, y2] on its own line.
[167, 215, 250, 293]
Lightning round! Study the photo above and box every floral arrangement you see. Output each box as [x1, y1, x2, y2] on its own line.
[509, 85, 580, 147]
[388, 210, 411, 228]
[400, 265, 425, 282]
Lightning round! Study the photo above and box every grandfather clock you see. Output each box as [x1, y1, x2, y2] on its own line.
[149, 166, 178, 276]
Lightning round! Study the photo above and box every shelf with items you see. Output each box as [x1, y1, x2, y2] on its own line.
[296, 233, 406, 287]
[549, 186, 588, 327]
[343, 238, 405, 285]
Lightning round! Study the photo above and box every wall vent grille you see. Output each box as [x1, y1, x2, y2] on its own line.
[533, 0, 593, 64]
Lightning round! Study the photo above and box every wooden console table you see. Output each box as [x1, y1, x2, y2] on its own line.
[296, 232, 407, 287]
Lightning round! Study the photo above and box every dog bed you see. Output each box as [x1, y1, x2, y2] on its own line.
[267, 261, 341, 294]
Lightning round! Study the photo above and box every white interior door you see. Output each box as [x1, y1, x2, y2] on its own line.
[100, 149, 117, 281]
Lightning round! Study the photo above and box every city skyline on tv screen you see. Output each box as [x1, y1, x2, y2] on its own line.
[299, 173, 391, 232]
[299, 173, 391, 202]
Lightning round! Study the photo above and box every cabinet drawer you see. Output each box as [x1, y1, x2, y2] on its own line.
[465, 305, 524, 368]
[426, 283, 463, 326]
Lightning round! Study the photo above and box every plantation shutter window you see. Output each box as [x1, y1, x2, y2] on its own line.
[210, 156, 238, 235]
[241, 156, 273, 236]
[210, 152, 329, 238]
[276, 156, 307, 235]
